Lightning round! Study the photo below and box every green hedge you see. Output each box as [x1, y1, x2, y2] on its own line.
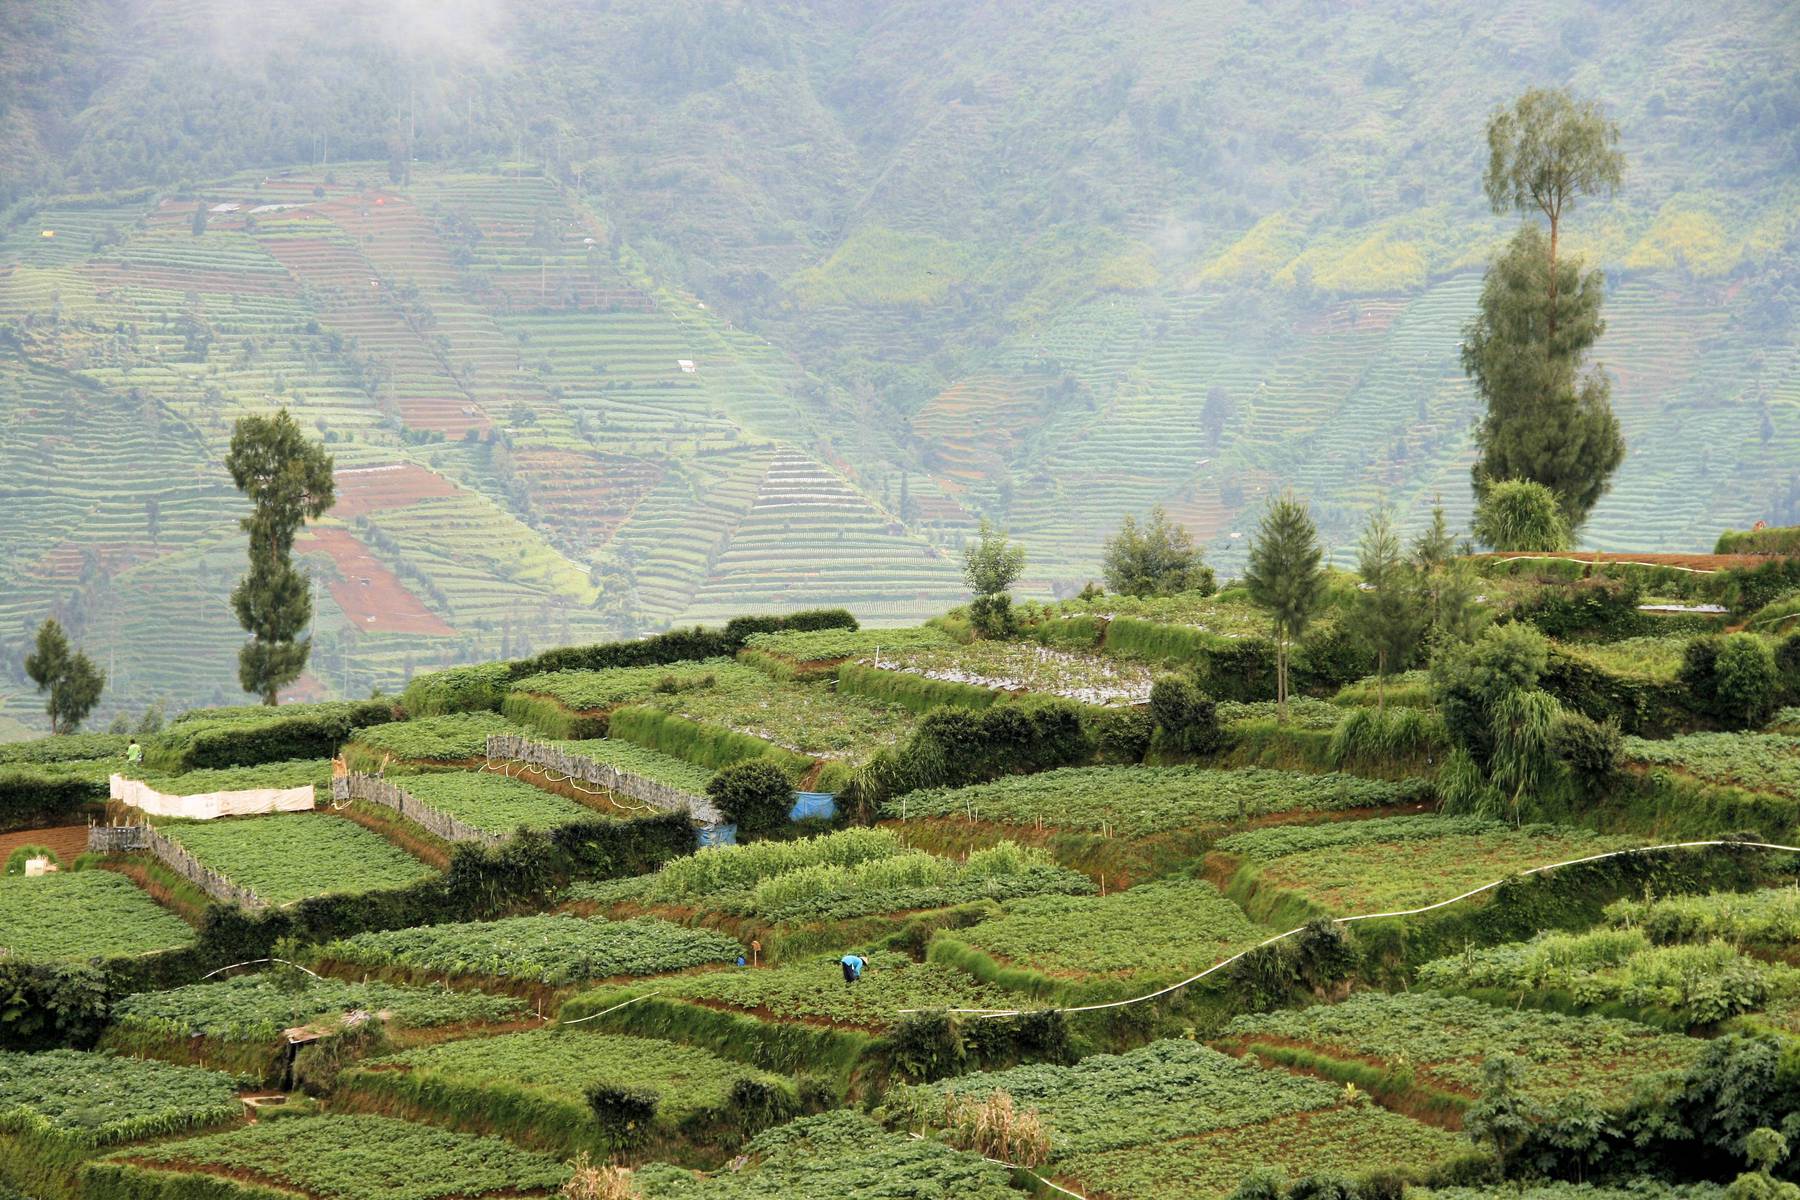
[403, 611, 859, 716]
[1540, 648, 1700, 737]
[1104, 618, 1369, 700]
[499, 692, 607, 740]
[835, 663, 1004, 713]
[606, 706, 813, 778]
[0, 771, 103, 834]
[1716, 524, 1800, 556]
[147, 701, 396, 772]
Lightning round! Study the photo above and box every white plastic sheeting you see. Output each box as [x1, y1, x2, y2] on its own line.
[110, 774, 314, 819]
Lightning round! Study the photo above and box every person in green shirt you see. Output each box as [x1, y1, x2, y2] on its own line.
[126, 739, 142, 766]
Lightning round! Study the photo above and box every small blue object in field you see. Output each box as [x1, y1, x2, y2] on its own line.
[790, 792, 836, 821]
[697, 823, 737, 848]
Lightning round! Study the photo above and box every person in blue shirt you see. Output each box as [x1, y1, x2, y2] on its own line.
[839, 954, 866, 984]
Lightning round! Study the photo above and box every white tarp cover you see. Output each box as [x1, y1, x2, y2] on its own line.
[110, 774, 315, 819]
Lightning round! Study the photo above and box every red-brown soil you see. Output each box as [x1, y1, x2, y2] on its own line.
[0, 824, 93, 865]
[296, 528, 454, 636]
[331, 463, 461, 518]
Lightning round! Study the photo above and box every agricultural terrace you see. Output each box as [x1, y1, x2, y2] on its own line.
[387, 771, 601, 834]
[645, 951, 1013, 1030]
[551, 738, 717, 794]
[943, 879, 1269, 981]
[884, 766, 1433, 837]
[1623, 732, 1800, 799]
[0, 1050, 242, 1147]
[1555, 635, 1693, 681]
[739, 625, 955, 669]
[343, 1030, 795, 1156]
[630, 1111, 1019, 1199]
[86, 1114, 569, 1199]
[508, 660, 738, 711]
[313, 914, 742, 987]
[347, 712, 521, 765]
[1605, 886, 1800, 948]
[161, 812, 438, 905]
[578, 830, 1092, 924]
[129, 758, 333, 794]
[622, 661, 921, 757]
[1414, 926, 1799, 1027]
[0, 870, 193, 961]
[865, 637, 1155, 705]
[108, 973, 529, 1045]
[893, 1040, 1469, 1197]
[1222, 820, 1644, 915]
[1221, 992, 1701, 1106]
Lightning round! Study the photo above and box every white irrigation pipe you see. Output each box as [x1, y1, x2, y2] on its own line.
[199, 957, 325, 982]
[558, 990, 660, 1026]
[902, 839, 1800, 1019]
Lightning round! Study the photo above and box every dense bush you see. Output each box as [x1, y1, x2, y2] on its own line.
[1716, 524, 1800, 556]
[1508, 577, 1654, 639]
[148, 699, 395, 771]
[586, 1082, 659, 1151]
[707, 760, 795, 836]
[1549, 710, 1621, 796]
[862, 696, 1093, 800]
[1473, 480, 1569, 551]
[0, 772, 102, 833]
[1682, 634, 1781, 728]
[1431, 623, 1549, 764]
[0, 963, 110, 1052]
[1149, 674, 1223, 755]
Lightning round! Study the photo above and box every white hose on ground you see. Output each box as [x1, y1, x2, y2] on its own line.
[900, 839, 1800, 1018]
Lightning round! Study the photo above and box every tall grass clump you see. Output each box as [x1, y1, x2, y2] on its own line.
[649, 828, 903, 901]
[1326, 706, 1448, 768]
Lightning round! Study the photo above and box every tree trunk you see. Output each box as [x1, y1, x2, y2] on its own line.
[1376, 650, 1386, 714]
[1276, 637, 1288, 725]
[1546, 210, 1559, 342]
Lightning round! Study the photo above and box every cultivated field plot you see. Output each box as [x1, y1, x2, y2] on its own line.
[630, 662, 922, 756]
[944, 879, 1269, 981]
[344, 1029, 794, 1153]
[554, 737, 718, 794]
[866, 638, 1155, 705]
[894, 1040, 1467, 1198]
[348, 712, 521, 764]
[885, 766, 1433, 837]
[1605, 886, 1800, 949]
[1221, 820, 1643, 915]
[109, 973, 529, 1045]
[1220, 992, 1701, 1106]
[629, 1111, 1019, 1198]
[161, 812, 438, 905]
[86, 1114, 569, 1199]
[1556, 635, 1692, 681]
[579, 829, 1092, 924]
[508, 660, 736, 712]
[0, 870, 193, 961]
[393, 771, 599, 834]
[739, 625, 955, 669]
[1623, 732, 1800, 799]
[314, 913, 742, 986]
[647, 951, 1012, 1030]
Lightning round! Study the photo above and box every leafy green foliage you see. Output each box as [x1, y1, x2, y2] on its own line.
[554, 738, 718, 794]
[23, 619, 105, 736]
[1149, 674, 1223, 755]
[110, 972, 526, 1042]
[1349, 507, 1426, 704]
[885, 765, 1429, 837]
[398, 772, 596, 834]
[510, 662, 729, 711]
[151, 699, 395, 772]
[1604, 888, 1800, 948]
[1215, 815, 1503, 862]
[163, 812, 437, 905]
[630, 1110, 1018, 1199]
[1623, 733, 1800, 799]
[0, 1049, 241, 1148]
[706, 759, 794, 835]
[1474, 479, 1572, 552]
[740, 627, 953, 665]
[1431, 622, 1550, 765]
[0, 871, 193, 962]
[1682, 635, 1785, 728]
[645, 828, 903, 900]
[1224, 991, 1698, 1104]
[950, 879, 1267, 980]
[316, 914, 741, 985]
[1101, 505, 1214, 598]
[350, 713, 520, 763]
[657, 952, 1006, 1029]
[963, 520, 1026, 638]
[1244, 494, 1328, 715]
[93, 1113, 568, 1198]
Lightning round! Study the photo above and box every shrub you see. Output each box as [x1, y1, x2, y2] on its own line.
[1430, 623, 1549, 763]
[1149, 674, 1223, 755]
[1550, 710, 1620, 796]
[0, 772, 103, 834]
[968, 593, 1017, 639]
[1716, 524, 1800, 556]
[2, 845, 59, 876]
[1472, 480, 1569, 552]
[586, 1082, 658, 1151]
[1777, 632, 1800, 686]
[1716, 634, 1782, 728]
[148, 699, 395, 771]
[1088, 706, 1152, 764]
[706, 760, 795, 836]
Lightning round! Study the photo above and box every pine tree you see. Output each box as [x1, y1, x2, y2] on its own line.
[24, 617, 106, 734]
[1468, 88, 1627, 532]
[1350, 507, 1423, 711]
[1243, 494, 1326, 723]
[225, 409, 335, 704]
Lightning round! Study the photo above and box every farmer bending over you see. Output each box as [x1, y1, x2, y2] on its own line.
[840, 953, 866, 985]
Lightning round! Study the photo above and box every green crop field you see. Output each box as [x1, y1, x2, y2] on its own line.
[886, 766, 1433, 836]
[391, 771, 598, 834]
[653, 951, 1011, 1030]
[0, 1050, 243, 1148]
[1624, 733, 1800, 799]
[314, 914, 742, 986]
[161, 812, 438, 905]
[0, 871, 194, 961]
[88, 1114, 569, 1199]
[552, 737, 718, 794]
[349, 713, 522, 763]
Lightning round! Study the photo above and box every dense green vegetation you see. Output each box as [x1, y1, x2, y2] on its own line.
[109, 974, 528, 1044]
[162, 813, 437, 905]
[392, 772, 597, 835]
[0, 1050, 242, 1146]
[0, 871, 193, 961]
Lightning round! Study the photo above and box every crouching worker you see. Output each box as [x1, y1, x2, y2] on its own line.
[840, 953, 866, 985]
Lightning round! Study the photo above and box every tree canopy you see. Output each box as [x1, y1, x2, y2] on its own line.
[24, 617, 105, 735]
[1243, 493, 1326, 721]
[1101, 506, 1213, 598]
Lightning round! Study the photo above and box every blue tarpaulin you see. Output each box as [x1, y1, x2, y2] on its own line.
[696, 823, 737, 848]
[789, 792, 836, 821]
